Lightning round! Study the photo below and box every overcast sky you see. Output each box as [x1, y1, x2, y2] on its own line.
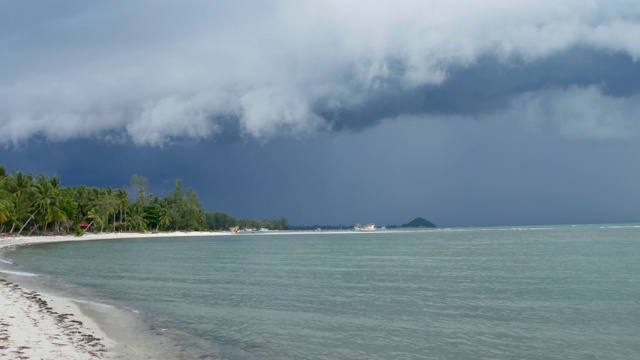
[2, 0, 640, 227]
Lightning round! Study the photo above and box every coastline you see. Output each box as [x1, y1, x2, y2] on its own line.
[0, 229, 420, 359]
[0, 231, 230, 359]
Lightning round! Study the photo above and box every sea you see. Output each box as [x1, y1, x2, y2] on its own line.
[1, 225, 640, 360]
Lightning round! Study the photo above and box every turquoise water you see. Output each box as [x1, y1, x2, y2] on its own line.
[4, 225, 640, 359]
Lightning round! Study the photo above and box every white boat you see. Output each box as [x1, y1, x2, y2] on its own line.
[354, 223, 376, 231]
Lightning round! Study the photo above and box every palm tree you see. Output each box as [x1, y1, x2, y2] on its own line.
[56, 187, 77, 233]
[27, 175, 66, 235]
[30, 175, 53, 234]
[113, 188, 130, 231]
[106, 192, 118, 232]
[127, 203, 148, 232]
[157, 205, 171, 231]
[72, 185, 93, 220]
[0, 175, 12, 230]
[11, 172, 36, 235]
[48, 177, 67, 233]
[84, 207, 104, 233]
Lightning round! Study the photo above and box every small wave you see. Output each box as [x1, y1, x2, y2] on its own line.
[0, 269, 40, 277]
[73, 299, 142, 314]
[499, 227, 554, 231]
[72, 298, 116, 309]
[435, 227, 554, 232]
[599, 225, 640, 229]
[0, 258, 13, 265]
[119, 305, 141, 314]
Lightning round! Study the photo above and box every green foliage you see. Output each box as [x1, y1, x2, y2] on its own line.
[165, 180, 205, 231]
[0, 163, 288, 236]
[143, 202, 160, 230]
[74, 226, 84, 237]
[127, 203, 148, 232]
[205, 212, 238, 230]
[236, 217, 289, 231]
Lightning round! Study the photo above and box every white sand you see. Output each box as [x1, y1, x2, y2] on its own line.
[0, 279, 115, 359]
[1, 230, 230, 249]
[0, 231, 229, 359]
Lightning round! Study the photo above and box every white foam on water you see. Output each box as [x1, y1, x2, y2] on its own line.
[72, 299, 142, 315]
[600, 225, 640, 229]
[71, 298, 116, 309]
[435, 227, 554, 232]
[0, 258, 13, 265]
[0, 269, 40, 277]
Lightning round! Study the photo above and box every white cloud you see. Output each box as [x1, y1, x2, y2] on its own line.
[1, 0, 640, 145]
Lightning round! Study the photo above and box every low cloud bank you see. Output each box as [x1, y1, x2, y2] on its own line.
[1, 0, 640, 145]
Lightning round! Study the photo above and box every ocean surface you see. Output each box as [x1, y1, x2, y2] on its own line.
[2, 225, 640, 359]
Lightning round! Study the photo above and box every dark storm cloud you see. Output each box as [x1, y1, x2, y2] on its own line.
[2, 1, 640, 146]
[3, 114, 640, 227]
[327, 48, 640, 131]
[3, 1, 640, 227]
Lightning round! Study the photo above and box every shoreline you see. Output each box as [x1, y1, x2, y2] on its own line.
[0, 231, 233, 359]
[0, 228, 422, 359]
[0, 230, 233, 248]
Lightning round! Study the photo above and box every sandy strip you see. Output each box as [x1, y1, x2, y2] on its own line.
[0, 278, 114, 359]
[0, 231, 231, 359]
[0, 230, 230, 249]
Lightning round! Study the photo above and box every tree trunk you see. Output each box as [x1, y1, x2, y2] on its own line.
[27, 224, 38, 236]
[84, 220, 95, 233]
[18, 210, 38, 235]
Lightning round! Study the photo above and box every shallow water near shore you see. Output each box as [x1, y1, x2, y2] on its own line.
[4, 225, 640, 359]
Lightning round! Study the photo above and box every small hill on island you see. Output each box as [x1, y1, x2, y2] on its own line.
[401, 217, 437, 228]
[289, 217, 437, 230]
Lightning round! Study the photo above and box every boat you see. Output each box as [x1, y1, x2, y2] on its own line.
[354, 223, 376, 231]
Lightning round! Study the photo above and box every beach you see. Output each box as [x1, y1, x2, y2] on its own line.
[0, 231, 228, 359]
[0, 229, 382, 359]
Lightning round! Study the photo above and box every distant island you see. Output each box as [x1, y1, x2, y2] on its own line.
[290, 217, 437, 231]
[398, 217, 437, 228]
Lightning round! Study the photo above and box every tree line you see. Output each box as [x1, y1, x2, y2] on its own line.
[0, 165, 288, 236]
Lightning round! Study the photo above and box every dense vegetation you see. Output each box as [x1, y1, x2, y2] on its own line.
[0, 165, 288, 236]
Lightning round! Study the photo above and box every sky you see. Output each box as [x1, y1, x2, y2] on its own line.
[2, 0, 640, 227]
